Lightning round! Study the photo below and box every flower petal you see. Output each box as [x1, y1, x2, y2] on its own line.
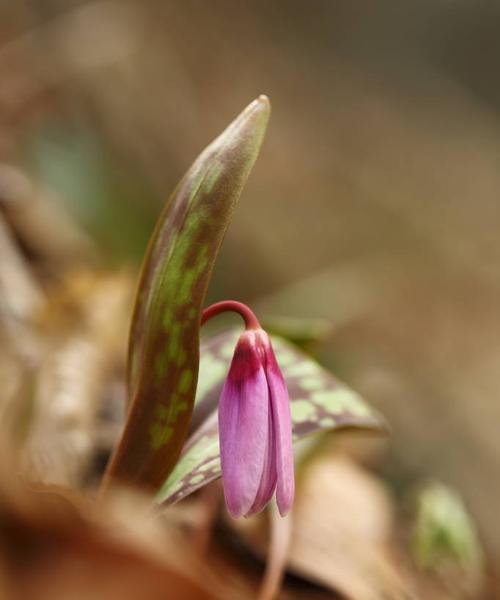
[247, 404, 277, 516]
[266, 355, 295, 516]
[218, 366, 269, 518]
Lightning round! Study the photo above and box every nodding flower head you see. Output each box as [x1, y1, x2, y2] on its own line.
[219, 329, 294, 517]
[201, 301, 294, 518]
[217, 326, 294, 518]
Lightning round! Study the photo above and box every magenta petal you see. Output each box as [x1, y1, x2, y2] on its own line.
[218, 366, 269, 518]
[217, 328, 295, 519]
[266, 360, 295, 516]
[247, 406, 277, 516]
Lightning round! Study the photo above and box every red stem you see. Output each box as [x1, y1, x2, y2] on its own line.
[201, 300, 261, 330]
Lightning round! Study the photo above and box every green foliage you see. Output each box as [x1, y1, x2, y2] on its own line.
[156, 328, 386, 505]
[412, 482, 483, 572]
[102, 97, 270, 493]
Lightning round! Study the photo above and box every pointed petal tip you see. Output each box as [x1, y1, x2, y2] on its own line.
[225, 498, 246, 519]
[224, 486, 264, 519]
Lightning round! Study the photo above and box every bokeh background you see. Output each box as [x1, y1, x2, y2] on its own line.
[1, 1, 500, 597]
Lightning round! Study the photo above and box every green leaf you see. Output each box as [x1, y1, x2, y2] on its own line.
[412, 482, 483, 572]
[102, 97, 270, 493]
[156, 328, 386, 506]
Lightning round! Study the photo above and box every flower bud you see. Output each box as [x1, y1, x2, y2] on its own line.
[218, 329, 294, 518]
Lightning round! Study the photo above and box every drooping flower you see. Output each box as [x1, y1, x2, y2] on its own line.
[201, 301, 294, 517]
[217, 327, 294, 518]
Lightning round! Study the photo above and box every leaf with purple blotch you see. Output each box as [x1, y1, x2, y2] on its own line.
[156, 328, 385, 506]
[101, 97, 270, 494]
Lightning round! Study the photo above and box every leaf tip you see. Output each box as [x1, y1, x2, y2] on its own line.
[249, 93, 271, 124]
[230, 94, 271, 142]
[256, 93, 271, 110]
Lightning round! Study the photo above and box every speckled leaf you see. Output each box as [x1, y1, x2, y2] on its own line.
[156, 328, 385, 506]
[102, 97, 270, 493]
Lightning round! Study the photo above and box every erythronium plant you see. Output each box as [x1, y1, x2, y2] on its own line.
[100, 96, 385, 518]
[201, 301, 294, 518]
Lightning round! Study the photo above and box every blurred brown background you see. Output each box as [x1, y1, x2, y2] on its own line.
[1, 0, 500, 594]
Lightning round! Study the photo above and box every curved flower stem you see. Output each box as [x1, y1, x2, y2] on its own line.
[201, 300, 261, 330]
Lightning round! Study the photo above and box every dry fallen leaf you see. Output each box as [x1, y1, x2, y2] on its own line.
[286, 453, 414, 600]
[22, 271, 133, 488]
[233, 444, 416, 600]
[0, 475, 218, 600]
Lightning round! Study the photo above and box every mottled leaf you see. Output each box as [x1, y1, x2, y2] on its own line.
[156, 328, 385, 505]
[102, 97, 270, 493]
[261, 315, 334, 348]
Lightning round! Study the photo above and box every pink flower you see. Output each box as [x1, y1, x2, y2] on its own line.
[218, 328, 294, 518]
